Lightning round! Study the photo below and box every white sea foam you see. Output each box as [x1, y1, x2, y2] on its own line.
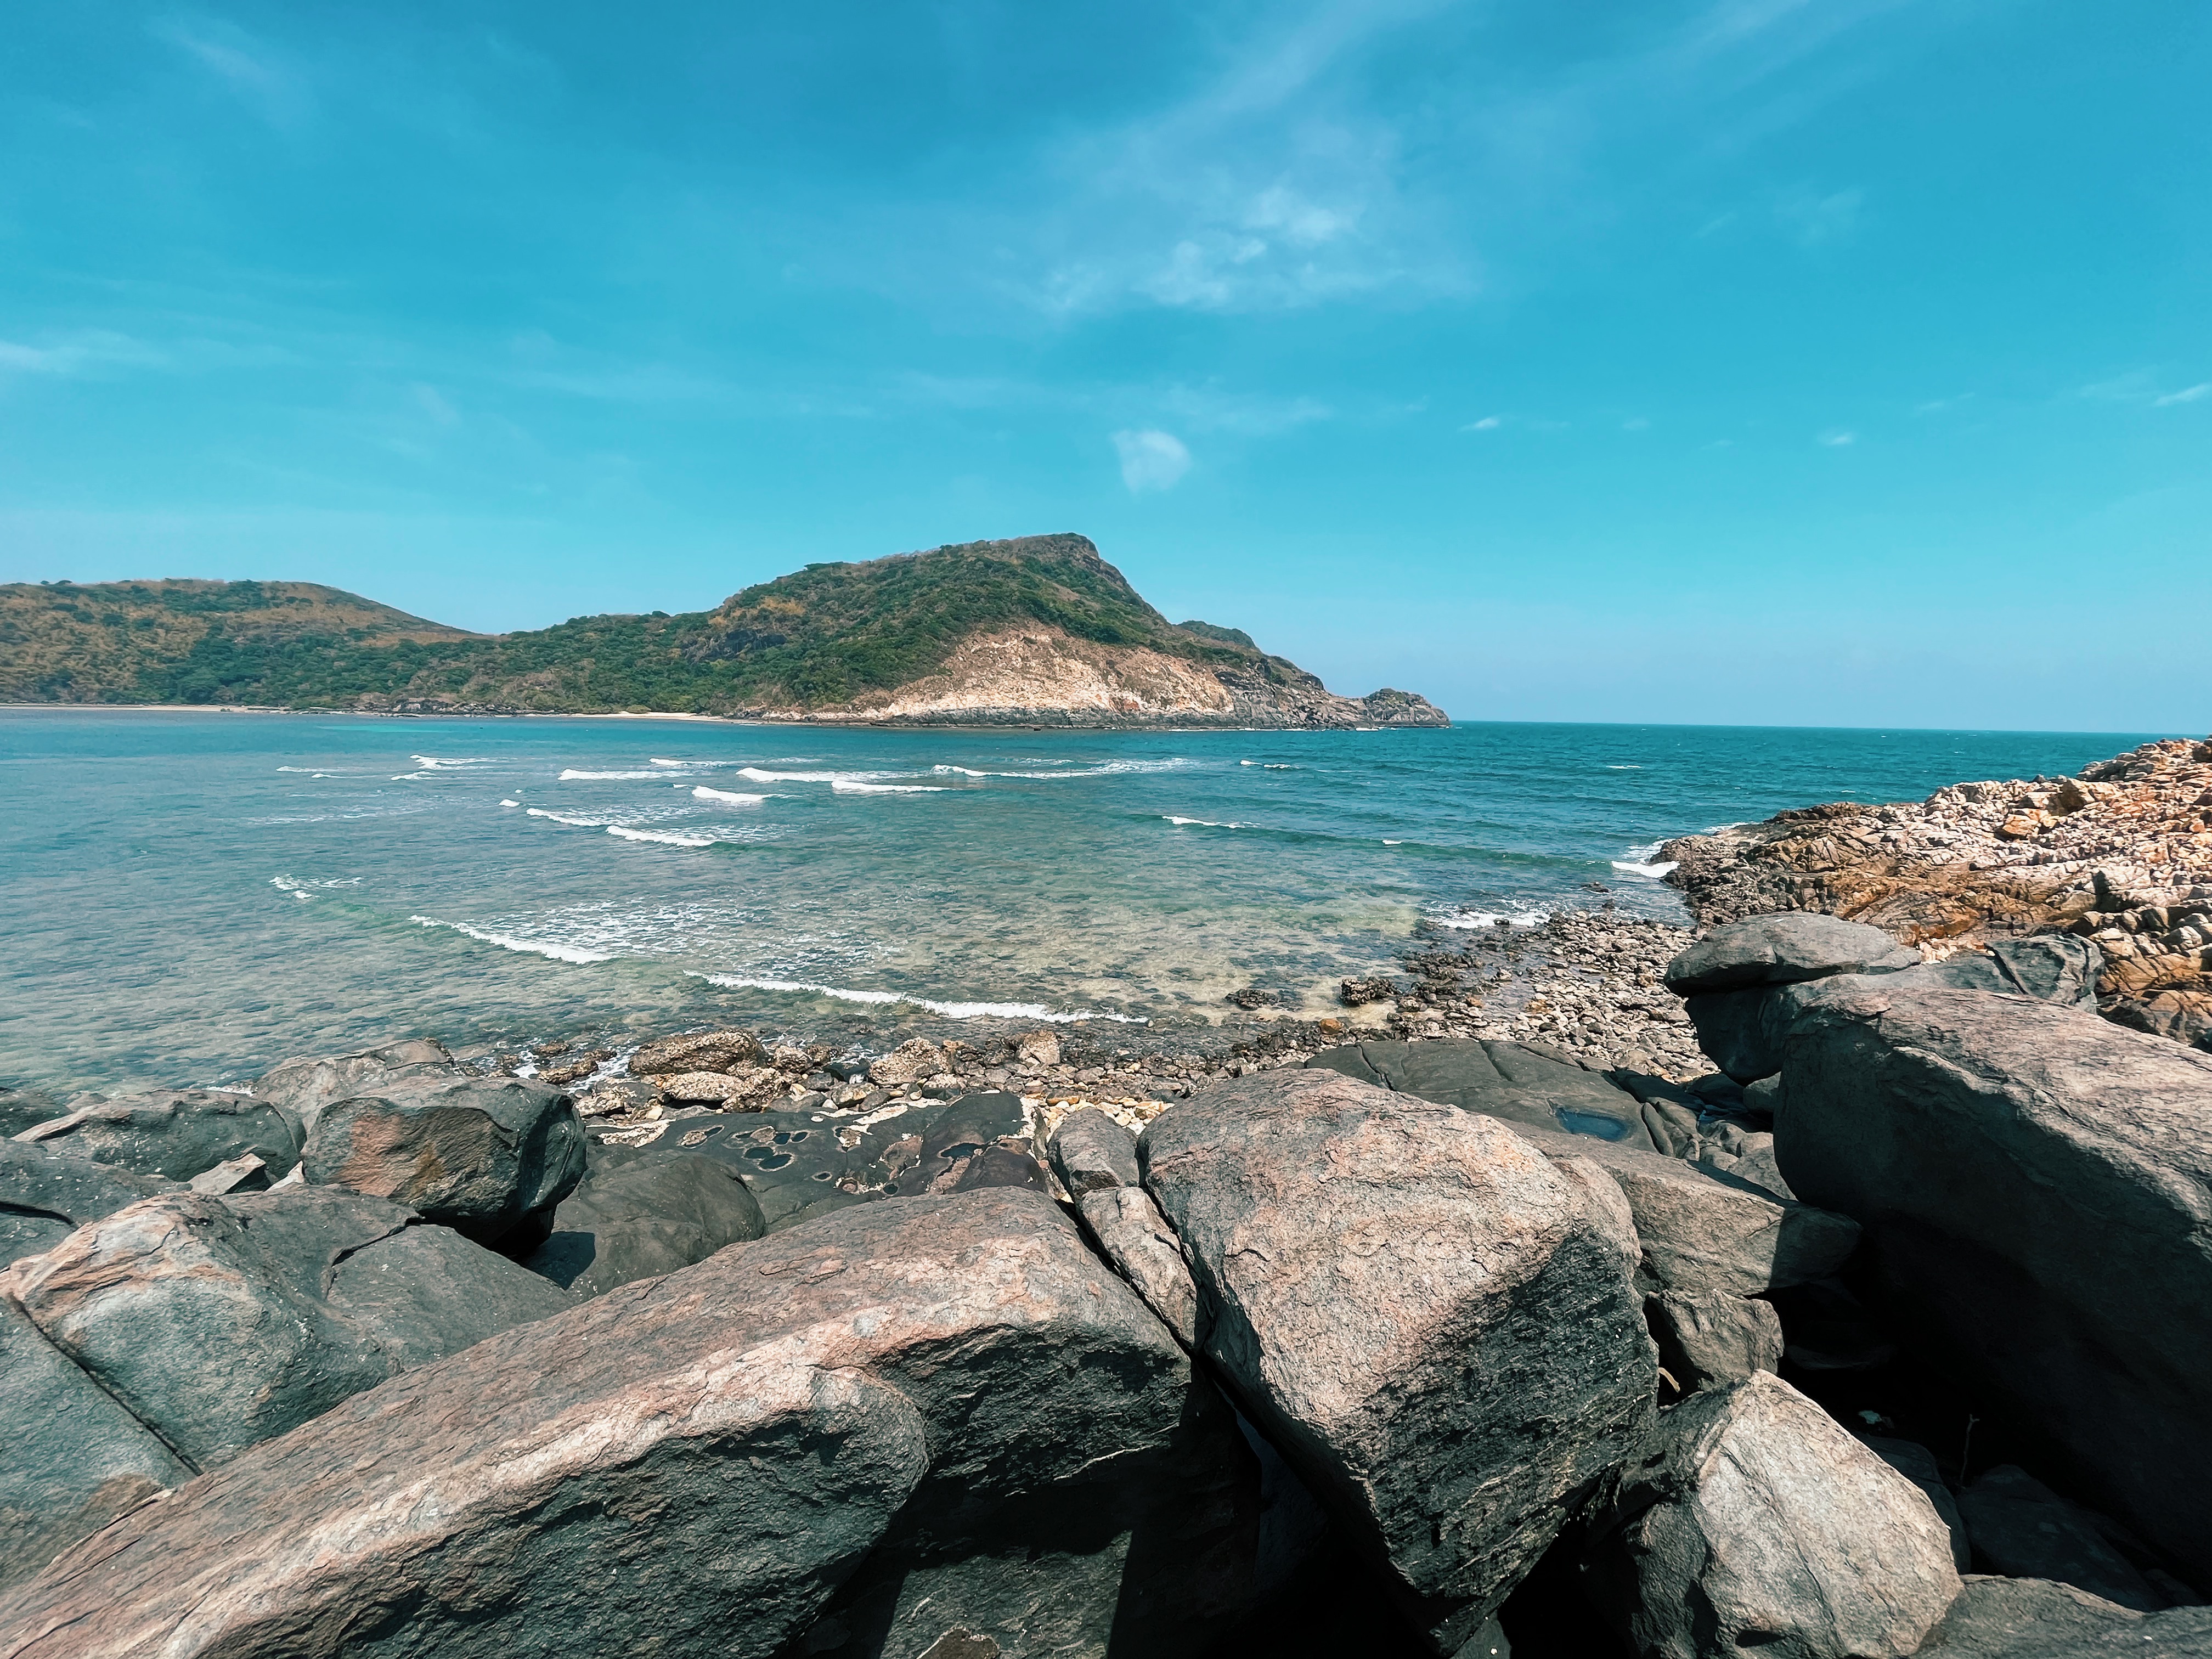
[500, 799, 520, 808]
[833, 780, 946, 794]
[1437, 908, 1551, 930]
[411, 755, 489, 769]
[1611, 859, 1679, 878]
[269, 876, 313, 902]
[1382, 839, 1404, 845]
[650, 758, 686, 766]
[527, 808, 611, 827]
[1263, 764, 1296, 770]
[930, 758, 1192, 781]
[1163, 815, 1248, 829]
[692, 786, 766, 805]
[410, 916, 615, 963]
[738, 766, 883, 783]
[1605, 764, 1644, 770]
[560, 768, 685, 781]
[688, 972, 1143, 1023]
[606, 825, 715, 847]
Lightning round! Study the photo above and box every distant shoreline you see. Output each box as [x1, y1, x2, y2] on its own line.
[0, 703, 1415, 734]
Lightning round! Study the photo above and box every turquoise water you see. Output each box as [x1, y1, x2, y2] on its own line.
[0, 710, 2176, 1094]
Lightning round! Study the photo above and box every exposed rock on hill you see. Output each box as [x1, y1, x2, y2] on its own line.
[2, 534, 1447, 728]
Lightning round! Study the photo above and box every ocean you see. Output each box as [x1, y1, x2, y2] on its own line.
[0, 709, 2176, 1096]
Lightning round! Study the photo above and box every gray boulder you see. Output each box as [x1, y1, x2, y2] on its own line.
[0, 1188, 571, 1471]
[1916, 1575, 2212, 1656]
[625, 1028, 766, 1077]
[1514, 1124, 1860, 1297]
[1142, 1069, 1654, 1650]
[1774, 978, 2212, 1583]
[1647, 1290, 1783, 1392]
[1, 1139, 176, 1269]
[1899, 934, 2104, 1006]
[303, 1075, 585, 1246]
[0, 1189, 1265, 1659]
[0, 1299, 188, 1593]
[1681, 986, 1791, 1083]
[1076, 1185, 1201, 1348]
[1664, 913, 1920, 995]
[524, 1146, 765, 1299]
[1863, 1437, 1970, 1573]
[15, 1090, 302, 1183]
[1957, 1465, 2164, 1612]
[1307, 1037, 1658, 1149]
[1049, 1107, 1141, 1194]
[249, 1039, 456, 1136]
[1589, 1370, 1961, 1659]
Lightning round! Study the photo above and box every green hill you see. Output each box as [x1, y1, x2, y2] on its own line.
[0, 535, 1447, 726]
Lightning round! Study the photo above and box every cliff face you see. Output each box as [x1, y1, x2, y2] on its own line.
[1, 534, 1448, 728]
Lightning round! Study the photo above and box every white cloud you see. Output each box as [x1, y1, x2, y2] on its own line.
[1819, 429, 1857, 446]
[1111, 430, 1192, 493]
[1776, 185, 1865, 247]
[1622, 416, 1651, 431]
[2154, 382, 2210, 407]
[151, 16, 312, 128]
[1464, 415, 1502, 431]
[412, 383, 460, 426]
[0, 330, 167, 379]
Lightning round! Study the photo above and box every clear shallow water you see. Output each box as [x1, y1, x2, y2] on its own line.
[0, 710, 2176, 1094]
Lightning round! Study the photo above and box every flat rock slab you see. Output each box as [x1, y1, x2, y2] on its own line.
[1664, 912, 1920, 995]
[1306, 1038, 1657, 1149]
[1142, 1069, 1654, 1650]
[19, 1091, 303, 1183]
[0, 1188, 1260, 1659]
[1775, 978, 2212, 1584]
[0, 1139, 176, 1270]
[1898, 935, 2104, 1006]
[1590, 1371, 1961, 1659]
[1513, 1124, 1860, 1297]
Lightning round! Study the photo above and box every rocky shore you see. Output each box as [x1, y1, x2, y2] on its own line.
[8, 895, 2211, 1655]
[1662, 735, 2212, 1049]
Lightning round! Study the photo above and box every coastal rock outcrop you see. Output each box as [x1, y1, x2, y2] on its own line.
[1915, 1575, 2212, 1656]
[1588, 1371, 1961, 1659]
[248, 1038, 457, 1135]
[1663, 914, 1921, 1084]
[0, 1188, 1265, 1659]
[1774, 976, 2212, 1582]
[1306, 1037, 1658, 1149]
[1140, 1069, 1655, 1650]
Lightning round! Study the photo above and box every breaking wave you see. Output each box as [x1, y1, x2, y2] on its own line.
[409, 916, 616, 963]
[688, 973, 1143, 1023]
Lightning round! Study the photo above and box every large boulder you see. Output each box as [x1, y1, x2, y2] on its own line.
[1774, 978, 2212, 1583]
[626, 1029, 766, 1077]
[1863, 1437, 1970, 1573]
[1307, 1038, 1657, 1149]
[0, 1299, 189, 1593]
[1901, 934, 2104, 1006]
[303, 1075, 585, 1246]
[0, 1189, 1264, 1659]
[1588, 1370, 1961, 1659]
[1077, 1186, 1203, 1349]
[0, 1188, 570, 1471]
[249, 1039, 456, 1136]
[1664, 913, 1920, 996]
[1646, 1290, 1783, 1393]
[0, 1139, 175, 1269]
[15, 1090, 302, 1183]
[1141, 1069, 1655, 1650]
[1049, 1106, 1142, 1195]
[1513, 1124, 1860, 1297]
[524, 1146, 766, 1299]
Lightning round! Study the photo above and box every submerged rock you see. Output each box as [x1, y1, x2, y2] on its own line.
[1142, 1069, 1654, 1651]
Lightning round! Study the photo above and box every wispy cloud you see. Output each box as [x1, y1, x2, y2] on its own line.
[0, 331, 169, 379]
[151, 15, 313, 128]
[2081, 371, 2212, 408]
[1112, 429, 1193, 492]
[2154, 382, 2210, 407]
[1775, 184, 1866, 246]
[1463, 416, 1502, 432]
[1818, 428, 1857, 446]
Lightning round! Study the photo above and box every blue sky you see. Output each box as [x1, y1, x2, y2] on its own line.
[2, 1, 2206, 730]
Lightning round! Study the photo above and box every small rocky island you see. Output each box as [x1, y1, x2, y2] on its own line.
[4, 737, 2210, 1657]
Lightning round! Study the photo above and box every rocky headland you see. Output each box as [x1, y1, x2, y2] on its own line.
[1, 535, 1447, 729]
[5, 732, 2212, 1656]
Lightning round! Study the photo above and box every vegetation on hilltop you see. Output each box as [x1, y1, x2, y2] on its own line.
[0, 536, 1305, 714]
